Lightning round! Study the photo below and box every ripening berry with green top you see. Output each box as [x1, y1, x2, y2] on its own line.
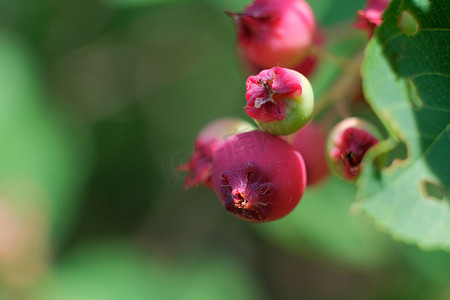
[245, 67, 314, 135]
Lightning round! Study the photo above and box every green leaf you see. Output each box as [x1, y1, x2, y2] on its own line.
[359, 0, 450, 250]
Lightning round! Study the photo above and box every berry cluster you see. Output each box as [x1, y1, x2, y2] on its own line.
[182, 0, 388, 222]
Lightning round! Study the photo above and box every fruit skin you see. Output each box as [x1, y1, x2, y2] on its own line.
[180, 118, 255, 189]
[239, 28, 325, 78]
[245, 67, 314, 135]
[354, 0, 391, 37]
[211, 130, 306, 222]
[229, 0, 316, 69]
[290, 122, 329, 186]
[326, 118, 382, 181]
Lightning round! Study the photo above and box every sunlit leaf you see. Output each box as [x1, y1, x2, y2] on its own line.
[359, 0, 450, 250]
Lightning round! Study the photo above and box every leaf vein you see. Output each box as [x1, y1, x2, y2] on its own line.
[410, 72, 450, 79]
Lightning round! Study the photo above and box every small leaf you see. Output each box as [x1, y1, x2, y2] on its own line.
[359, 0, 450, 250]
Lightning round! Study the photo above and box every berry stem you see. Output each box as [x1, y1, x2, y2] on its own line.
[309, 44, 353, 72]
[314, 50, 365, 117]
[325, 21, 364, 44]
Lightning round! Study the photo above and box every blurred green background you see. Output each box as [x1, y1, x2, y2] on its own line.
[0, 0, 449, 299]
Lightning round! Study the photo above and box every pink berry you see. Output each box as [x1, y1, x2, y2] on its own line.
[228, 0, 316, 69]
[211, 130, 306, 222]
[326, 118, 382, 181]
[290, 28, 324, 76]
[239, 28, 325, 78]
[245, 67, 314, 135]
[290, 122, 329, 186]
[181, 118, 255, 189]
[354, 0, 391, 37]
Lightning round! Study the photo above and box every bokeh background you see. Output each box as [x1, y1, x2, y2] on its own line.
[0, 0, 449, 299]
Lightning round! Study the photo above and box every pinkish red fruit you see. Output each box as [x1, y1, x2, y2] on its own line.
[290, 122, 329, 186]
[245, 67, 314, 135]
[211, 130, 306, 222]
[181, 118, 255, 189]
[228, 0, 316, 69]
[240, 28, 325, 78]
[354, 0, 391, 37]
[326, 118, 382, 181]
[290, 28, 324, 77]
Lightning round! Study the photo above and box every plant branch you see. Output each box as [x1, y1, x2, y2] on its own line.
[309, 44, 353, 71]
[314, 50, 365, 117]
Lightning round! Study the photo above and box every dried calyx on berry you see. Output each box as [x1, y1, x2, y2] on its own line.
[180, 118, 255, 189]
[245, 67, 314, 135]
[227, 0, 316, 69]
[212, 130, 306, 222]
[326, 117, 383, 181]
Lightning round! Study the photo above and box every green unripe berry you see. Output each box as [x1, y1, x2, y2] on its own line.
[245, 67, 314, 135]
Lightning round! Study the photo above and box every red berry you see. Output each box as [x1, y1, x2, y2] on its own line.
[290, 122, 329, 186]
[211, 130, 306, 222]
[239, 28, 325, 78]
[228, 0, 316, 69]
[181, 118, 255, 189]
[326, 118, 382, 181]
[245, 67, 314, 135]
[354, 0, 391, 37]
